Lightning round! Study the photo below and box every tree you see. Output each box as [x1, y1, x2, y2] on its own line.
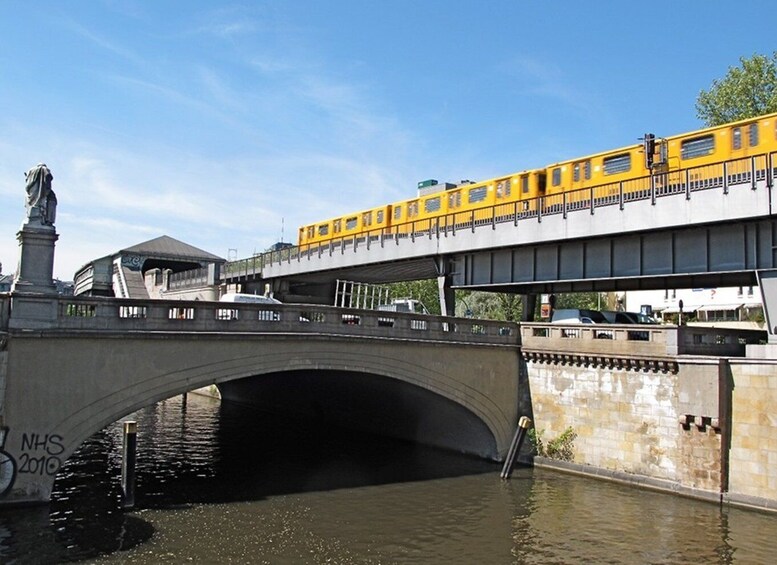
[387, 279, 441, 315]
[456, 290, 524, 321]
[696, 53, 777, 126]
[553, 292, 606, 311]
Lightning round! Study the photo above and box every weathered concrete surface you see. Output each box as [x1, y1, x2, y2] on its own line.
[0, 296, 520, 506]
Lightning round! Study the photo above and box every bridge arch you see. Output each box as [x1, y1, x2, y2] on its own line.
[2, 330, 519, 505]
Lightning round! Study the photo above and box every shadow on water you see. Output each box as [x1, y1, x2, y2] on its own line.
[0, 393, 501, 563]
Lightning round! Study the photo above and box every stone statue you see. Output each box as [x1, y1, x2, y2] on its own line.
[24, 163, 56, 227]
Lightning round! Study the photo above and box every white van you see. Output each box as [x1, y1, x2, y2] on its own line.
[219, 293, 281, 305]
[551, 308, 607, 324]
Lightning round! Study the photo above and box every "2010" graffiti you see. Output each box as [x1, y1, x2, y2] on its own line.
[18, 433, 64, 477]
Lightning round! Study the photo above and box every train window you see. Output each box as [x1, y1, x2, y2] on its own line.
[603, 153, 631, 175]
[521, 175, 529, 194]
[496, 179, 511, 199]
[363, 212, 372, 227]
[333, 219, 342, 233]
[318, 224, 329, 237]
[749, 123, 759, 147]
[681, 135, 715, 159]
[394, 206, 402, 221]
[377, 210, 384, 223]
[448, 191, 461, 208]
[573, 163, 580, 182]
[424, 196, 441, 213]
[585, 161, 591, 180]
[468, 186, 488, 203]
[307, 226, 315, 239]
[408, 201, 419, 218]
[732, 127, 742, 150]
[551, 168, 561, 186]
[345, 217, 358, 230]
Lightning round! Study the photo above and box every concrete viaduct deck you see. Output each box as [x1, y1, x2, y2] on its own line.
[0, 294, 520, 506]
[220, 155, 777, 336]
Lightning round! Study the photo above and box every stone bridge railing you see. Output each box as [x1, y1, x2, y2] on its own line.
[520, 322, 766, 371]
[2, 294, 519, 347]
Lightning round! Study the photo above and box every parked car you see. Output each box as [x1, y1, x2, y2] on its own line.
[601, 310, 659, 324]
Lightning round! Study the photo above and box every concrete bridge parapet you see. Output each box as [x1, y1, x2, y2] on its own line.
[0, 294, 521, 506]
[520, 322, 765, 371]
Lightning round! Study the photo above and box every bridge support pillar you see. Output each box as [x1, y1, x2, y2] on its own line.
[521, 294, 537, 322]
[756, 270, 777, 342]
[437, 274, 455, 317]
[436, 256, 455, 316]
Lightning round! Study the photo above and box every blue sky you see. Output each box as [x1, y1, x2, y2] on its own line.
[2, 1, 776, 279]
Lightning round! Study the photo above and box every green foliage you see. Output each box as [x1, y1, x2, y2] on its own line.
[456, 290, 524, 321]
[529, 427, 577, 462]
[553, 292, 606, 311]
[386, 279, 441, 315]
[696, 52, 777, 126]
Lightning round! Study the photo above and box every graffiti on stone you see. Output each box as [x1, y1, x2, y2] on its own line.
[0, 427, 16, 497]
[17, 432, 64, 478]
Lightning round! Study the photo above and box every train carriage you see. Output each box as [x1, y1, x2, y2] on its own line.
[544, 143, 651, 213]
[299, 204, 392, 247]
[296, 111, 777, 249]
[659, 113, 777, 192]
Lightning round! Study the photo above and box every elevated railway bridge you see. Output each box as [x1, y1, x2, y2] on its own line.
[218, 153, 777, 339]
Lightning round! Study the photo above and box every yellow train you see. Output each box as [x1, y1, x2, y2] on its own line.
[298, 112, 777, 246]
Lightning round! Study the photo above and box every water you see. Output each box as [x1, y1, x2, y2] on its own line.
[1, 393, 776, 564]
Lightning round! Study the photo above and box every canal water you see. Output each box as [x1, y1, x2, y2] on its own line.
[1, 393, 776, 564]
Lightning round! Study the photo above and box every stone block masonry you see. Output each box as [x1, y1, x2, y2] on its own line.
[727, 354, 777, 509]
[523, 354, 777, 507]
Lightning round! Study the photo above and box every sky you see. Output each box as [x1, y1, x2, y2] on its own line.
[2, 1, 777, 280]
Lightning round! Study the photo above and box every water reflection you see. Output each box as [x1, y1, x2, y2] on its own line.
[0, 393, 775, 564]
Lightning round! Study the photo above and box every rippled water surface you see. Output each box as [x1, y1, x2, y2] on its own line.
[1, 393, 776, 564]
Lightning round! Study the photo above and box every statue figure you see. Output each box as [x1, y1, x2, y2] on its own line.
[24, 163, 56, 226]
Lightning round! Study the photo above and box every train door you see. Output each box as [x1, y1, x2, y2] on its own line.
[517, 171, 544, 214]
[570, 160, 592, 190]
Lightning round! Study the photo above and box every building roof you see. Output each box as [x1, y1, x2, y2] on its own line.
[120, 235, 224, 262]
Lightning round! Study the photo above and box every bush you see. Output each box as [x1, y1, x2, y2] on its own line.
[529, 427, 577, 462]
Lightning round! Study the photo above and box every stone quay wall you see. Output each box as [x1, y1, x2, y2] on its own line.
[520, 326, 776, 511]
[727, 348, 777, 510]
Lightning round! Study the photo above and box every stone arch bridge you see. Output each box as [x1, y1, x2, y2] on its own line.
[0, 294, 520, 506]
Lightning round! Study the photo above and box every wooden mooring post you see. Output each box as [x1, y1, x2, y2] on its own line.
[121, 420, 137, 509]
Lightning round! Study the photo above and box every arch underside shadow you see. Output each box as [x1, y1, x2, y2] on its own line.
[218, 369, 499, 460]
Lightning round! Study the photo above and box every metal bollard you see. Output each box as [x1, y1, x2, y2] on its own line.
[500, 416, 532, 480]
[121, 421, 137, 509]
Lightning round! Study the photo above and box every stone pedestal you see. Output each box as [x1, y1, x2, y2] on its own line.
[12, 225, 58, 295]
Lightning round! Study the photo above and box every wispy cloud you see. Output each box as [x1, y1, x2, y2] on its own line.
[503, 56, 598, 115]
